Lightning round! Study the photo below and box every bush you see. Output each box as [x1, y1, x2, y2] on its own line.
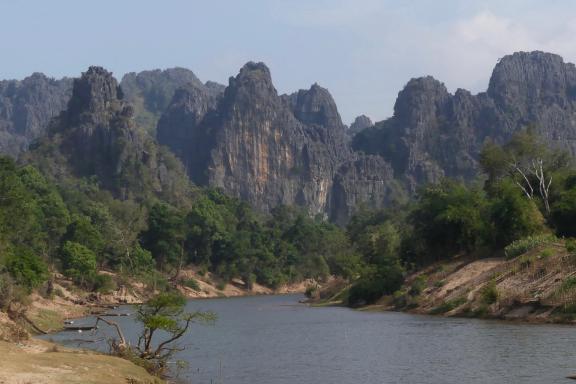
[429, 297, 467, 315]
[0, 273, 29, 309]
[539, 248, 555, 259]
[61, 241, 97, 286]
[504, 234, 556, 259]
[480, 281, 499, 305]
[409, 275, 427, 296]
[91, 274, 116, 294]
[566, 239, 576, 253]
[4, 248, 48, 292]
[559, 277, 576, 292]
[182, 278, 200, 291]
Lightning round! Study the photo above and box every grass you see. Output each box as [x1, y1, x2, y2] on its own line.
[182, 278, 200, 291]
[429, 297, 467, 315]
[28, 308, 64, 333]
[480, 281, 499, 305]
[504, 234, 557, 259]
[0, 340, 162, 384]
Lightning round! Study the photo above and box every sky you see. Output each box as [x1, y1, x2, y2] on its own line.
[2, 0, 576, 124]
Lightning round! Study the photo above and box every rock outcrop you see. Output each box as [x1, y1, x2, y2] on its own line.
[121, 68, 225, 135]
[0, 74, 72, 157]
[353, 51, 576, 189]
[26, 67, 191, 205]
[348, 115, 373, 136]
[158, 62, 398, 222]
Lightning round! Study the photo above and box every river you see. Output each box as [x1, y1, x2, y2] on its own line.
[42, 294, 576, 383]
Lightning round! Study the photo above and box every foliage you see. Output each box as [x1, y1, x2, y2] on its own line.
[409, 275, 427, 296]
[3, 248, 48, 292]
[429, 297, 467, 315]
[487, 180, 546, 247]
[480, 281, 499, 305]
[133, 292, 215, 373]
[182, 278, 200, 291]
[409, 181, 488, 263]
[61, 241, 97, 285]
[504, 234, 557, 259]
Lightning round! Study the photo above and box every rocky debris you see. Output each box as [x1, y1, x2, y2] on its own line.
[353, 51, 576, 188]
[0, 73, 72, 157]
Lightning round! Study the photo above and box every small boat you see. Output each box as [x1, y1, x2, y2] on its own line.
[63, 325, 97, 332]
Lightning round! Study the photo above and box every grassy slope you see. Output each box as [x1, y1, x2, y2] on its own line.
[390, 241, 576, 322]
[0, 339, 162, 384]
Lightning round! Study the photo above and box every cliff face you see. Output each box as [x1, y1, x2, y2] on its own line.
[8, 50, 576, 224]
[0, 74, 72, 157]
[121, 68, 224, 135]
[353, 51, 576, 189]
[158, 62, 398, 223]
[26, 67, 190, 205]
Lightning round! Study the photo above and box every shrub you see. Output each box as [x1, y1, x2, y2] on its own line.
[429, 297, 467, 315]
[504, 234, 557, 259]
[539, 248, 555, 259]
[61, 241, 97, 284]
[91, 274, 116, 294]
[4, 248, 48, 292]
[559, 277, 576, 292]
[566, 239, 576, 254]
[409, 275, 427, 296]
[480, 281, 499, 305]
[305, 285, 318, 298]
[182, 278, 200, 291]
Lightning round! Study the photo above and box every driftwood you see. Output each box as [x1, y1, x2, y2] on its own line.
[100, 313, 131, 317]
[93, 316, 126, 346]
[20, 313, 48, 334]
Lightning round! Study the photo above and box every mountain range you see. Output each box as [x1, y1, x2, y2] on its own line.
[2, 51, 576, 224]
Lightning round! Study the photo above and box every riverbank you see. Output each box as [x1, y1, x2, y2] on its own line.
[0, 269, 310, 384]
[312, 241, 576, 324]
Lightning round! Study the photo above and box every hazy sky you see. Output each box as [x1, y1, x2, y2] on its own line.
[2, 0, 576, 124]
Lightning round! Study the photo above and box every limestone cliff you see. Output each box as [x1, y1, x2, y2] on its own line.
[158, 62, 398, 222]
[0, 74, 72, 157]
[353, 51, 576, 189]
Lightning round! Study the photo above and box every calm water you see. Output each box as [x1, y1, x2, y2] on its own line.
[42, 294, 576, 383]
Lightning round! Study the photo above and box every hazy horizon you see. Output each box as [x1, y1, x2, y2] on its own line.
[2, 0, 576, 124]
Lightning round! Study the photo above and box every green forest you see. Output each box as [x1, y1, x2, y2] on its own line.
[2, 128, 575, 309]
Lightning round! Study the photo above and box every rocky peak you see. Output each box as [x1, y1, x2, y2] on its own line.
[349, 115, 373, 135]
[157, 61, 397, 222]
[488, 51, 576, 109]
[120, 67, 221, 135]
[67, 66, 121, 118]
[225, 62, 277, 104]
[0, 73, 72, 157]
[26, 66, 190, 204]
[292, 83, 344, 129]
[393, 76, 450, 122]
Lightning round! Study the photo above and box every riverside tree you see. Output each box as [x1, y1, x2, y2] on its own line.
[96, 292, 215, 375]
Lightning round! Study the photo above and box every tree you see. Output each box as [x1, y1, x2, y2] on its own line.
[550, 187, 576, 237]
[489, 180, 546, 246]
[141, 203, 185, 272]
[96, 292, 215, 375]
[409, 181, 488, 261]
[61, 241, 97, 286]
[480, 130, 569, 215]
[4, 247, 48, 292]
